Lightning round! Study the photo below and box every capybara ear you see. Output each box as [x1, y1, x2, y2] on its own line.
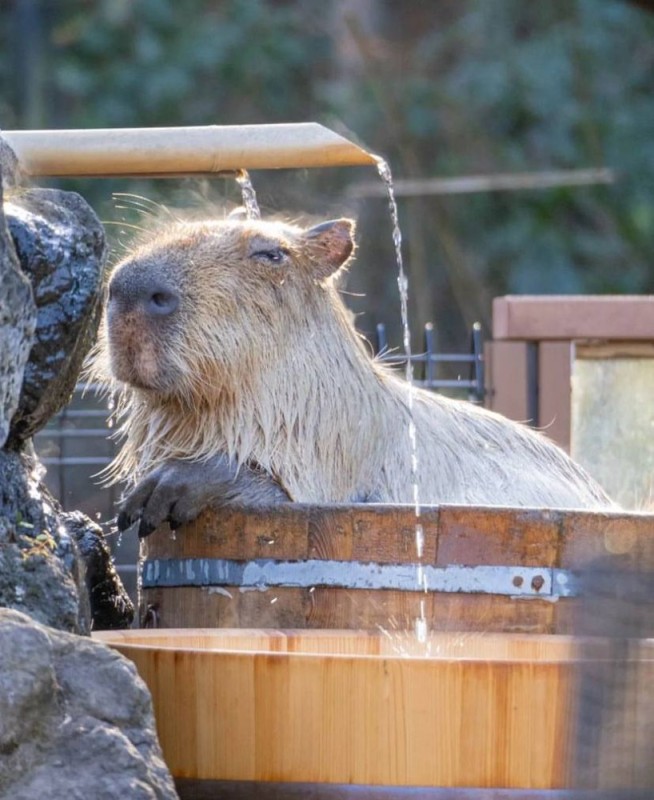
[304, 219, 356, 279]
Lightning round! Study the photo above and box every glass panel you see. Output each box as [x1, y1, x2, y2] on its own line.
[571, 357, 654, 510]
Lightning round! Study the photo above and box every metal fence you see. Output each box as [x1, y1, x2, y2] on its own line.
[375, 321, 485, 402]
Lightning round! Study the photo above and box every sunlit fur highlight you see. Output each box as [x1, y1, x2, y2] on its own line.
[90, 215, 613, 510]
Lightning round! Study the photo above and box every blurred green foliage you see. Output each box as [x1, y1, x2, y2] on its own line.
[1, 0, 654, 348]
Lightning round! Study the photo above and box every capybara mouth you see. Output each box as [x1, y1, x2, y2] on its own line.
[108, 319, 171, 393]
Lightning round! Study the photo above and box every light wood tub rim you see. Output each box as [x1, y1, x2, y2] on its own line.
[93, 628, 654, 664]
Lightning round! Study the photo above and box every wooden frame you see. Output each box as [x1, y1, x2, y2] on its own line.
[485, 295, 654, 451]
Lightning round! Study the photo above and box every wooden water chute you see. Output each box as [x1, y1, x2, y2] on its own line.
[140, 504, 654, 632]
[2, 124, 377, 177]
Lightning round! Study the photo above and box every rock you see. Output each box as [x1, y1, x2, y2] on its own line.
[5, 186, 106, 446]
[63, 511, 135, 630]
[0, 150, 131, 633]
[0, 149, 175, 799]
[0, 608, 178, 800]
[0, 449, 88, 634]
[0, 138, 22, 189]
[0, 157, 36, 449]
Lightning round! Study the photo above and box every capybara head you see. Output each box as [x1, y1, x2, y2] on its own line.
[103, 216, 356, 400]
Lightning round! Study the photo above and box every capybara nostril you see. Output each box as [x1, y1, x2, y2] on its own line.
[107, 270, 179, 317]
[146, 288, 179, 317]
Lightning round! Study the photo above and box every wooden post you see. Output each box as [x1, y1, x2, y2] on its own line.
[489, 295, 654, 453]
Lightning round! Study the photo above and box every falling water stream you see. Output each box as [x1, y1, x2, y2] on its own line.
[235, 169, 261, 219]
[375, 157, 428, 645]
[232, 160, 428, 645]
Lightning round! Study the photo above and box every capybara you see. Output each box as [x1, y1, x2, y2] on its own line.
[91, 214, 613, 537]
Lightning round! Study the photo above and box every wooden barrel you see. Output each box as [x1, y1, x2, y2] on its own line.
[140, 504, 654, 633]
[94, 627, 654, 791]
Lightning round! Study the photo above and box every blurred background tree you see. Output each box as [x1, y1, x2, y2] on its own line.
[1, 0, 654, 350]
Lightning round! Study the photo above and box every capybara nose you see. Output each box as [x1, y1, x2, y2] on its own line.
[145, 287, 179, 317]
[109, 274, 179, 318]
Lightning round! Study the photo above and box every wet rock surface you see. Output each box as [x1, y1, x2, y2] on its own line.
[5, 187, 106, 446]
[0, 144, 132, 630]
[0, 145, 177, 798]
[0, 608, 178, 800]
[0, 449, 88, 634]
[0, 165, 36, 449]
[63, 511, 135, 630]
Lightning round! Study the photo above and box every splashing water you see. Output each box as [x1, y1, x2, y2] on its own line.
[235, 169, 261, 220]
[375, 157, 428, 645]
[107, 392, 116, 429]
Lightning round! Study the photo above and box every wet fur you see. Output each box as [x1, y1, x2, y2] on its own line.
[91, 216, 613, 510]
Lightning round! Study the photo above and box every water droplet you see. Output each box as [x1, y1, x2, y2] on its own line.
[235, 170, 261, 220]
[415, 616, 428, 644]
[415, 524, 424, 559]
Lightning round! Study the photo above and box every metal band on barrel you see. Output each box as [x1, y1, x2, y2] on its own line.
[141, 557, 577, 597]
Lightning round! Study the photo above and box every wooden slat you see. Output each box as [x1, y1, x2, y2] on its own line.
[576, 341, 654, 359]
[538, 342, 572, 451]
[559, 510, 654, 568]
[437, 506, 560, 567]
[484, 341, 533, 422]
[149, 505, 312, 561]
[142, 585, 556, 633]
[493, 296, 654, 341]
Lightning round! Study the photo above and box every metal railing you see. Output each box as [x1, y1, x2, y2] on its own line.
[375, 321, 485, 403]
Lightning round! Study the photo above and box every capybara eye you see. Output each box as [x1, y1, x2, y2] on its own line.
[252, 248, 288, 264]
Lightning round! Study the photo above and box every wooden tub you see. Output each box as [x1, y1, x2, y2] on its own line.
[111, 505, 654, 794]
[139, 503, 654, 633]
[95, 628, 654, 794]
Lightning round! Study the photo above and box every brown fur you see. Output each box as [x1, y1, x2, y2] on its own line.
[91, 215, 613, 510]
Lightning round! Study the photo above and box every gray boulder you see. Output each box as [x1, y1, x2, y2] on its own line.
[63, 511, 135, 630]
[5, 186, 106, 447]
[0, 142, 177, 798]
[0, 139, 133, 631]
[0, 448, 89, 634]
[0, 157, 36, 449]
[0, 608, 178, 800]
